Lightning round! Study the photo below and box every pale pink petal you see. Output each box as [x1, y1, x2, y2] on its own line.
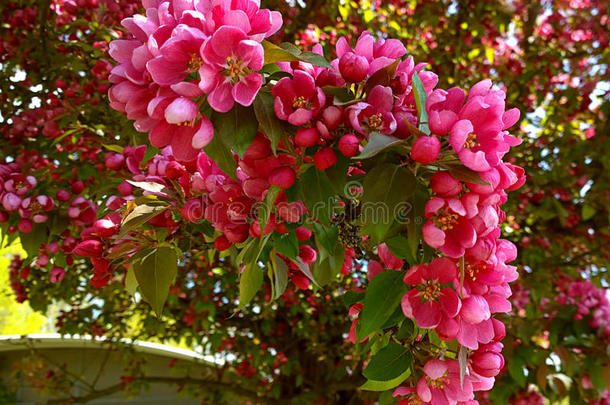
[232, 73, 262, 106]
[208, 81, 234, 113]
[192, 116, 214, 149]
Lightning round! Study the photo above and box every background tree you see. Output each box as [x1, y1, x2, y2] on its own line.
[0, 0, 608, 404]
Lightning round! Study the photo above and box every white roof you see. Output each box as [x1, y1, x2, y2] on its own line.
[0, 333, 220, 364]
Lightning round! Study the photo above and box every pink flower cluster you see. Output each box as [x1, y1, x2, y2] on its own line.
[392, 80, 524, 404]
[75, 141, 319, 290]
[108, 0, 282, 161]
[557, 276, 610, 337]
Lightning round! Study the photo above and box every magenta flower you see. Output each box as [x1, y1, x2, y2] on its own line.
[401, 258, 461, 329]
[448, 80, 521, 172]
[416, 360, 474, 404]
[423, 196, 477, 258]
[348, 85, 397, 135]
[272, 70, 326, 126]
[147, 25, 207, 86]
[203, 0, 283, 42]
[426, 87, 465, 135]
[335, 31, 406, 78]
[199, 26, 264, 112]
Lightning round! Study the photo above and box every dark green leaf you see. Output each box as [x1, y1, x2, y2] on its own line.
[355, 132, 405, 160]
[274, 231, 299, 259]
[356, 270, 408, 341]
[343, 290, 365, 307]
[203, 131, 238, 179]
[299, 51, 333, 68]
[363, 342, 412, 381]
[313, 222, 338, 256]
[364, 59, 400, 95]
[361, 163, 416, 240]
[445, 165, 490, 185]
[254, 92, 286, 154]
[298, 166, 335, 226]
[133, 246, 178, 316]
[213, 104, 258, 158]
[20, 224, 48, 258]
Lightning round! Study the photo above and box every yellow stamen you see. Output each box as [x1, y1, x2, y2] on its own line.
[188, 54, 204, 72]
[368, 113, 383, 130]
[435, 210, 459, 231]
[420, 279, 441, 301]
[292, 96, 308, 109]
[464, 133, 477, 148]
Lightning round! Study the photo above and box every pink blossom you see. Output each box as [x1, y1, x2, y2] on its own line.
[335, 31, 406, 78]
[199, 26, 264, 112]
[272, 70, 326, 126]
[348, 85, 397, 135]
[415, 359, 474, 404]
[401, 258, 461, 329]
[423, 196, 477, 258]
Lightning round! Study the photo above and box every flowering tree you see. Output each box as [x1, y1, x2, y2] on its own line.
[0, 0, 608, 404]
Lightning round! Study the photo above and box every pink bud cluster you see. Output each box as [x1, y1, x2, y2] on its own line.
[108, 0, 282, 161]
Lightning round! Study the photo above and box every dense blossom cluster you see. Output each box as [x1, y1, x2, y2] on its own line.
[108, 0, 282, 160]
[556, 276, 610, 337]
[1, 0, 608, 403]
[102, 0, 528, 400]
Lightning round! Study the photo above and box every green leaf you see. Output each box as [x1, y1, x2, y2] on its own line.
[213, 104, 258, 158]
[322, 86, 355, 106]
[343, 290, 365, 307]
[412, 71, 430, 135]
[363, 343, 412, 381]
[120, 205, 168, 236]
[272, 254, 289, 300]
[325, 153, 350, 196]
[445, 165, 490, 185]
[360, 368, 411, 392]
[355, 132, 405, 160]
[364, 59, 400, 95]
[313, 222, 338, 256]
[298, 166, 335, 226]
[237, 262, 263, 311]
[274, 231, 299, 259]
[102, 144, 124, 154]
[361, 163, 416, 239]
[313, 245, 345, 286]
[203, 131, 238, 179]
[132, 246, 178, 316]
[298, 51, 333, 68]
[254, 92, 286, 154]
[124, 267, 138, 295]
[20, 224, 48, 258]
[262, 40, 300, 64]
[581, 204, 596, 221]
[356, 270, 408, 341]
[142, 146, 161, 162]
[258, 185, 281, 233]
[293, 257, 320, 288]
[261, 41, 332, 68]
